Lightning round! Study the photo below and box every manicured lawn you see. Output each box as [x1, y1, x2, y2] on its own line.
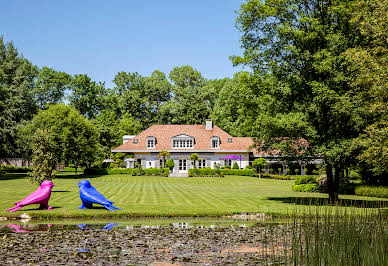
[0, 172, 386, 219]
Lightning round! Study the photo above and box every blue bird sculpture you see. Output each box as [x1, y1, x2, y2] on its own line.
[77, 180, 121, 212]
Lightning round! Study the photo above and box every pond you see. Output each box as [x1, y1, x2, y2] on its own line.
[0, 214, 386, 265]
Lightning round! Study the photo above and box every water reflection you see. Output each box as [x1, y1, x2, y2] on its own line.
[77, 222, 121, 231]
[0, 218, 254, 233]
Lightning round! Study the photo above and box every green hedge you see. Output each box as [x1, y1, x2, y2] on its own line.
[292, 184, 319, 192]
[221, 169, 254, 176]
[355, 186, 388, 199]
[295, 175, 318, 185]
[188, 168, 223, 177]
[84, 168, 169, 177]
[0, 165, 31, 173]
[260, 174, 298, 180]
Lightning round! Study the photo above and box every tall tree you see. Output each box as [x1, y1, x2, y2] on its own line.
[34, 67, 72, 109]
[69, 74, 107, 119]
[28, 104, 101, 172]
[0, 37, 38, 159]
[234, 0, 366, 202]
[159, 65, 209, 124]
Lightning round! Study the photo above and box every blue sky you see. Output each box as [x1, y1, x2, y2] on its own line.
[1, 0, 246, 87]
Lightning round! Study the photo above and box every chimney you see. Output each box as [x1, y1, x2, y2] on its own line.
[205, 119, 213, 130]
[123, 135, 135, 144]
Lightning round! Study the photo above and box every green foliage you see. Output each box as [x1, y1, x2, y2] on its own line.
[190, 153, 199, 168]
[158, 66, 210, 124]
[84, 167, 169, 177]
[0, 37, 38, 159]
[69, 74, 107, 119]
[158, 150, 170, 168]
[292, 184, 319, 192]
[0, 165, 31, 173]
[224, 164, 231, 169]
[27, 104, 101, 170]
[355, 186, 388, 199]
[28, 129, 58, 185]
[34, 66, 72, 109]
[260, 174, 298, 180]
[166, 159, 175, 170]
[221, 169, 254, 176]
[295, 176, 318, 185]
[232, 162, 240, 169]
[188, 168, 221, 177]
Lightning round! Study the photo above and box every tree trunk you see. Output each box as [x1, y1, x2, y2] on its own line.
[326, 164, 338, 203]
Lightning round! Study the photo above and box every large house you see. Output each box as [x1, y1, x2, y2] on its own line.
[112, 120, 321, 176]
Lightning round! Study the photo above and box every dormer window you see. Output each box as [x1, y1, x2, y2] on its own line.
[172, 134, 194, 149]
[211, 136, 220, 149]
[146, 136, 156, 148]
[133, 139, 138, 144]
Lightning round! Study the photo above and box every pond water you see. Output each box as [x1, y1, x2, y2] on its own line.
[0, 215, 386, 265]
[0, 217, 265, 233]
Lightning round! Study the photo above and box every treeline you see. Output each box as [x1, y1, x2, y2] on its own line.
[0, 37, 258, 168]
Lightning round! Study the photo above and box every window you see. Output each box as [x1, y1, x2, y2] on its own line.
[172, 139, 194, 148]
[198, 159, 206, 169]
[159, 159, 163, 168]
[224, 159, 232, 167]
[179, 159, 187, 170]
[211, 137, 220, 148]
[133, 139, 138, 144]
[228, 138, 232, 143]
[146, 136, 156, 148]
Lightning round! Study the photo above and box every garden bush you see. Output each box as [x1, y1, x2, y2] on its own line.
[260, 174, 298, 180]
[355, 186, 388, 198]
[188, 168, 221, 177]
[84, 167, 169, 176]
[292, 183, 319, 192]
[221, 169, 254, 176]
[0, 165, 31, 173]
[232, 162, 240, 169]
[295, 175, 318, 185]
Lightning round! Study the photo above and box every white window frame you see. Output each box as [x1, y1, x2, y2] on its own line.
[146, 136, 156, 149]
[172, 135, 194, 149]
[211, 136, 220, 149]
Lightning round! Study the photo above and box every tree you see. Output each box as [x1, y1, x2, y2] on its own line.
[233, 0, 367, 202]
[158, 66, 210, 124]
[34, 67, 72, 109]
[28, 104, 101, 172]
[69, 74, 107, 119]
[232, 162, 240, 169]
[252, 158, 267, 178]
[190, 153, 199, 168]
[93, 110, 141, 158]
[158, 150, 170, 168]
[0, 37, 38, 160]
[166, 158, 175, 171]
[28, 129, 58, 185]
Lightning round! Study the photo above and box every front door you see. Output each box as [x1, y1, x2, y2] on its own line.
[179, 159, 187, 173]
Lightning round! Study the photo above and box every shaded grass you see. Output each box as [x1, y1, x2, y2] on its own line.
[0, 173, 387, 219]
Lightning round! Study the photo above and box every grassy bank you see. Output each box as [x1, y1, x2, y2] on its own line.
[0, 172, 387, 219]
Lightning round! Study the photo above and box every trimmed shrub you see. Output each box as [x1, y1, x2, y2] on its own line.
[188, 167, 221, 177]
[292, 184, 319, 192]
[232, 162, 240, 169]
[295, 175, 318, 185]
[166, 159, 174, 170]
[0, 165, 31, 173]
[222, 169, 254, 176]
[260, 174, 298, 180]
[355, 186, 388, 198]
[225, 164, 231, 169]
[84, 167, 170, 177]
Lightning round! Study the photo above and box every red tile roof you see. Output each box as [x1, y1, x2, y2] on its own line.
[113, 124, 254, 152]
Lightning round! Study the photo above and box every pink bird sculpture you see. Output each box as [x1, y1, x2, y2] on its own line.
[5, 180, 55, 212]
